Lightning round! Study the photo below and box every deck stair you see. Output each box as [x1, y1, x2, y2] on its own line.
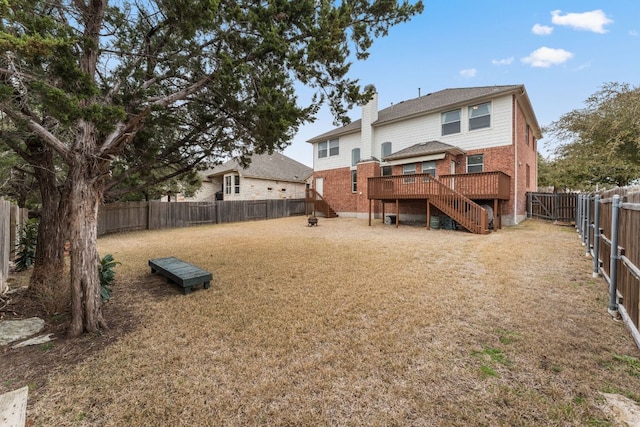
[306, 189, 338, 218]
[426, 176, 489, 234]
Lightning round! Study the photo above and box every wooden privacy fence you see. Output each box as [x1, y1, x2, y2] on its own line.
[98, 199, 307, 236]
[576, 187, 640, 349]
[527, 192, 578, 222]
[0, 198, 29, 294]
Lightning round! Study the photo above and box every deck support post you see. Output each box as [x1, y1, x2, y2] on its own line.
[493, 198, 500, 229]
[426, 200, 431, 229]
[395, 199, 399, 228]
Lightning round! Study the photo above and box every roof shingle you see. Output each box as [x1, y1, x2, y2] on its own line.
[204, 152, 312, 183]
[383, 141, 465, 161]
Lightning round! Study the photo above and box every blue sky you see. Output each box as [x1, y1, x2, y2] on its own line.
[283, 0, 640, 166]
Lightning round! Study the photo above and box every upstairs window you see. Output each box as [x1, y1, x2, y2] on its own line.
[469, 102, 491, 131]
[441, 109, 461, 135]
[329, 138, 339, 156]
[351, 148, 360, 166]
[467, 154, 484, 173]
[381, 142, 392, 159]
[525, 124, 530, 145]
[318, 138, 339, 158]
[318, 142, 327, 158]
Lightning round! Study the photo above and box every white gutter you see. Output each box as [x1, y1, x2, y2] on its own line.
[387, 153, 446, 166]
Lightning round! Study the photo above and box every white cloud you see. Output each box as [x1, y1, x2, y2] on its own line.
[532, 24, 554, 35]
[492, 57, 514, 66]
[630, 30, 639, 37]
[459, 68, 477, 78]
[521, 47, 574, 68]
[551, 9, 613, 33]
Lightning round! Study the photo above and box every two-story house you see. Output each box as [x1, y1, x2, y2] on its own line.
[307, 85, 542, 233]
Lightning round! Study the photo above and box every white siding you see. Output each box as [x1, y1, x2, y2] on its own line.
[220, 176, 306, 200]
[373, 95, 513, 156]
[312, 94, 515, 171]
[313, 132, 361, 171]
[185, 180, 219, 202]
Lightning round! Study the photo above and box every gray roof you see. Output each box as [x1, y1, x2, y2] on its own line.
[204, 152, 312, 183]
[308, 85, 532, 143]
[383, 141, 466, 161]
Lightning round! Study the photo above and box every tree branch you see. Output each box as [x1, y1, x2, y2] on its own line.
[105, 154, 208, 198]
[0, 106, 71, 163]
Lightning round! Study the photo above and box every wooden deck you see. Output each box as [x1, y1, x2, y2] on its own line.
[367, 171, 511, 201]
[367, 172, 511, 234]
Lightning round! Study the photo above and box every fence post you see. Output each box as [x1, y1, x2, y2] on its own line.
[592, 195, 601, 278]
[576, 194, 582, 234]
[608, 194, 621, 316]
[585, 194, 591, 256]
[582, 195, 589, 246]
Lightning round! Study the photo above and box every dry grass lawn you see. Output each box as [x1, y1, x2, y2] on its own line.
[21, 217, 640, 425]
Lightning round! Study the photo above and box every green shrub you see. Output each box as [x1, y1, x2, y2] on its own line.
[99, 254, 120, 302]
[14, 219, 38, 272]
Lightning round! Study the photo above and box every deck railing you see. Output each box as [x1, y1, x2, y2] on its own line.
[368, 171, 510, 200]
[439, 171, 511, 200]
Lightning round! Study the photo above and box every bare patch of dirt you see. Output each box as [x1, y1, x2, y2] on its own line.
[0, 270, 141, 402]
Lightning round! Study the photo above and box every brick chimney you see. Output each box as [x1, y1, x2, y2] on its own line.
[361, 85, 378, 160]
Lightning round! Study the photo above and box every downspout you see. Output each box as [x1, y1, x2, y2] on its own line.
[513, 94, 518, 224]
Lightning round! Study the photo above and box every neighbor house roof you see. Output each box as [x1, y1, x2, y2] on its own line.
[203, 152, 312, 183]
[308, 85, 541, 143]
[383, 141, 466, 162]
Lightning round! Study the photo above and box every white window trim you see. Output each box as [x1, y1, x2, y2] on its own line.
[467, 154, 484, 173]
[441, 109, 461, 136]
[468, 102, 492, 132]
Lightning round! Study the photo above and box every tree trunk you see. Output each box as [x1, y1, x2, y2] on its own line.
[29, 148, 69, 300]
[67, 159, 108, 337]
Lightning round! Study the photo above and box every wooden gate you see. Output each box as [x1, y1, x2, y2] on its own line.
[527, 192, 577, 223]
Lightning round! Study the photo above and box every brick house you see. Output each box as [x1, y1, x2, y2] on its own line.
[307, 85, 542, 233]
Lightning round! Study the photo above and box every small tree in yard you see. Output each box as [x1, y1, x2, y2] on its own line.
[543, 82, 640, 190]
[0, 0, 423, 337]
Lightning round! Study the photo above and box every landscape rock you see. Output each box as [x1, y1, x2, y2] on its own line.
[0, 317, 45, 346]
[0, 386, 28, 427]
[601, 393, 640, 427]
[12, 333, 55, 349]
